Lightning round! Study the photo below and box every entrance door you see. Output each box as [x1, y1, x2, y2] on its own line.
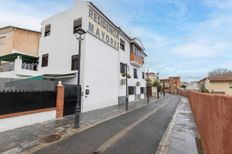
[63, 85, 78, 116]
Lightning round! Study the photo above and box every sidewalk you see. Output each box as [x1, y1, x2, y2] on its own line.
[0, 96, 157, 154]
[156, 97, 201, 154]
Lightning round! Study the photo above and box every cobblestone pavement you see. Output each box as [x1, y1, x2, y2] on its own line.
[156, 97, 199, 154]
[0, 96, 158, 154]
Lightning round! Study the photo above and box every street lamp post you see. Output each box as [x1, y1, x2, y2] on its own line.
[74, 28, 86, 129]
[146, 69, 150, 103]
[156, 72, 160, 99]
[125, 64, 130, 111]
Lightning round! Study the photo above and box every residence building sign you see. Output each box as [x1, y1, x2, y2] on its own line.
[88, 7, 119, 50]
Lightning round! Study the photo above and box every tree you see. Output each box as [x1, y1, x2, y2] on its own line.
[208, 68, 231, 77]
[181, 84, 187, 89]
[152, 80, 159, 87]
[200, 84, 209, 93]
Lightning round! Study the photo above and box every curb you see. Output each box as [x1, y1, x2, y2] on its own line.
[155, 97, 181, 154]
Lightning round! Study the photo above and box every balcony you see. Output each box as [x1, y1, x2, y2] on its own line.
[130, 52, 144, 67]
[0, 62, 15, 72]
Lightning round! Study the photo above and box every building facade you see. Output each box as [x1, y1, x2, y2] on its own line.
[160, 76, 181, 94]
[147, 72, 158, 84]
[0, 26, 41, 79]
[198, 74, 232, 95]
[38, 0, 147, 112]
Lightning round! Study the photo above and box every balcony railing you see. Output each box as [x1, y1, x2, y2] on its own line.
[0, 62, 15, 72]
[21, 63, 37, 71]
[130, 53, 144, 66]
[0, 62, 37, 73]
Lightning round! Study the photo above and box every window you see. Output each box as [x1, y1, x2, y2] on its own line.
[120, 39, 125, 51]
[73, 18, 82, 34]
[71, 55, 80, 70]
[140, 87, 145, 94]
[142, 72, 145, 79]
[42, 54, 48, 67]
[120, 62, 126, 73]
[44, 24, 51, 37]
[0, 36, 6, 45]
[129, 87, 135, 95]
[134, 68, 138, 79]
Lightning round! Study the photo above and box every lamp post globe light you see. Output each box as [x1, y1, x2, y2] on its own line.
[74, 28, 86, 129]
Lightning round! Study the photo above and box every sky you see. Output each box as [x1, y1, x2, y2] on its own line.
[0, 0, 232, 82]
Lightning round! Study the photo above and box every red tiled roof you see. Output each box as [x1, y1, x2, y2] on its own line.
[208, 73, 232, 82]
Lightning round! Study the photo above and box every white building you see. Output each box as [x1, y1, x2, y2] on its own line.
[38, 0, 147, 112]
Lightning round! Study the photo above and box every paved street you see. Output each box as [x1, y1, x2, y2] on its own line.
[34, 95, 180, 154]
[0, 97, 157, 153]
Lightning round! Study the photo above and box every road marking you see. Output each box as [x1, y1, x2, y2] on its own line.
[93, 100, 169, 154]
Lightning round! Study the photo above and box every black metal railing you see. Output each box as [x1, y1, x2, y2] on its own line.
[0, 90, 56, 115]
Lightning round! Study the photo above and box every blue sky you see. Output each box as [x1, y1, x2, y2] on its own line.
[1, 0, 232, 81]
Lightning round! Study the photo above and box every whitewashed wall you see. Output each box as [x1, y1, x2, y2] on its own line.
[83, 34, 119, 112]
[118, 35, 146, 102]
[38, 1, 147, 112]
[0, 110, 56, 133]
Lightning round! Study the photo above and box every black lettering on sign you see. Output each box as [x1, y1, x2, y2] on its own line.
[88, 7, 119, 50]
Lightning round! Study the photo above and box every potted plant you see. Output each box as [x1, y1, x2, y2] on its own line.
[121, 73, 126, 77]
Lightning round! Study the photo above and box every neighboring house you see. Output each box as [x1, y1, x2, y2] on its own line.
[147, 72, 158, 97]
[147, 72, 158, 84]
[160, 76, 181, 94]
[0, 26, 41, 79]
[182, 81, 199, 91]
[160, 78, 170, 93]
[38, 0, 147, 112]
[199, 74, 232, 95]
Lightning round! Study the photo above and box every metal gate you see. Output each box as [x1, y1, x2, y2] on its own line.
[63, 85, 78, 116]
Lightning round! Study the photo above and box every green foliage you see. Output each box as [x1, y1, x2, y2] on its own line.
[121, 73, 131, 78]
[152, 80, 159, 87]
[181, 84, 187, 89]
[200, 85, 209, 93]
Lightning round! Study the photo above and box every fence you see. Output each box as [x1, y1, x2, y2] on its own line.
[4, 80, 56, 91]
[0, 82, 65, 132]
[181, 91, 232, 154]
[177, 89, 188, 97]
[0, 90, 56, 116]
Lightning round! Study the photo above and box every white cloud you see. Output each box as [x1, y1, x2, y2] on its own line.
[170, 40, 229, 58]
[0, 10, 42, 31]
[204, 0, 232, 9]
[169, 13, 232, 58]
[0, 0, 73, 31]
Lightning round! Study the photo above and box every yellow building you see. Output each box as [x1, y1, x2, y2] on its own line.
[199, 74, 232, 95]
[0, 26, 40, 57]
[0, 26, 41, 78]
[147, 72, 158, 84]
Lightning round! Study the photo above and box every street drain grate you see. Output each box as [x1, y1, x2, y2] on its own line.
[40, 134, 61, 143]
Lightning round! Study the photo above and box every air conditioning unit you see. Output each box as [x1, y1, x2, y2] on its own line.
[121, 79, 126, 85]
[136, 82, 140, 86]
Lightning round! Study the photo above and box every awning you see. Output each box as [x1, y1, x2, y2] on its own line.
[0, 53, 38, 63]
[43, 73, 76, 79]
